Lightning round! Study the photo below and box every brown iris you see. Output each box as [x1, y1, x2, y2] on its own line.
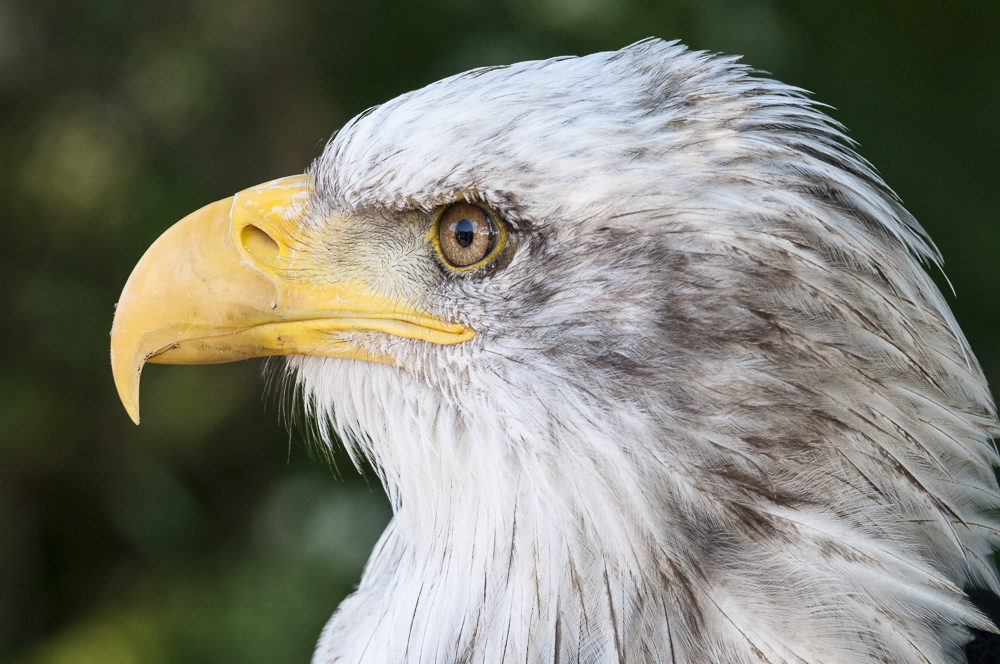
[436, 202, 498, 268]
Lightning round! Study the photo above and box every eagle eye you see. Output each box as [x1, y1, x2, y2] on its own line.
[433, 202, 505, 270]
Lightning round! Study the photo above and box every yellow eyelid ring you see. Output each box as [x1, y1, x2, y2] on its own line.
[430, 201, 508, 272]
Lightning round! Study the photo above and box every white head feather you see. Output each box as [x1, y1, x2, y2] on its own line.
[287, 40, 1000, 664]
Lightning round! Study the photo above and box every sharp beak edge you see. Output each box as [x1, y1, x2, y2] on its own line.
[110, 174, 473, 424]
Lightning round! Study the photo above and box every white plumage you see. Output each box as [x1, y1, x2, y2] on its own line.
[115, 39, 1000, 663]
[293, 40, 1000, 663]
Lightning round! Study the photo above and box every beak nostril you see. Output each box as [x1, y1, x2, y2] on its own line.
[240, 224, 280, 264]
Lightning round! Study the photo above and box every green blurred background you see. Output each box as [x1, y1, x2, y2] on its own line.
[0, 0, 997, 662]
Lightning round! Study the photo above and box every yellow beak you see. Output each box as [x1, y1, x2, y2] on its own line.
[110, 174, 473, 424]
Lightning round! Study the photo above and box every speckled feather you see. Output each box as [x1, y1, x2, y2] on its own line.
[287, 40, 1000, 663]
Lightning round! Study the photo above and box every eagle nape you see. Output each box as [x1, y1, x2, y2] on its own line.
[111, 40, 1000, 664]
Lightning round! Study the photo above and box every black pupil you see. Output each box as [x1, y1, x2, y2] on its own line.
[454, 218, 475, 247]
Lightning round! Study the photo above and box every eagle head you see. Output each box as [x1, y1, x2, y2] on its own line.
[111, 40, 1000, 664]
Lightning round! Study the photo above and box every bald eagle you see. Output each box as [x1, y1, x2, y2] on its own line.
[111, 40, 1000, 663]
